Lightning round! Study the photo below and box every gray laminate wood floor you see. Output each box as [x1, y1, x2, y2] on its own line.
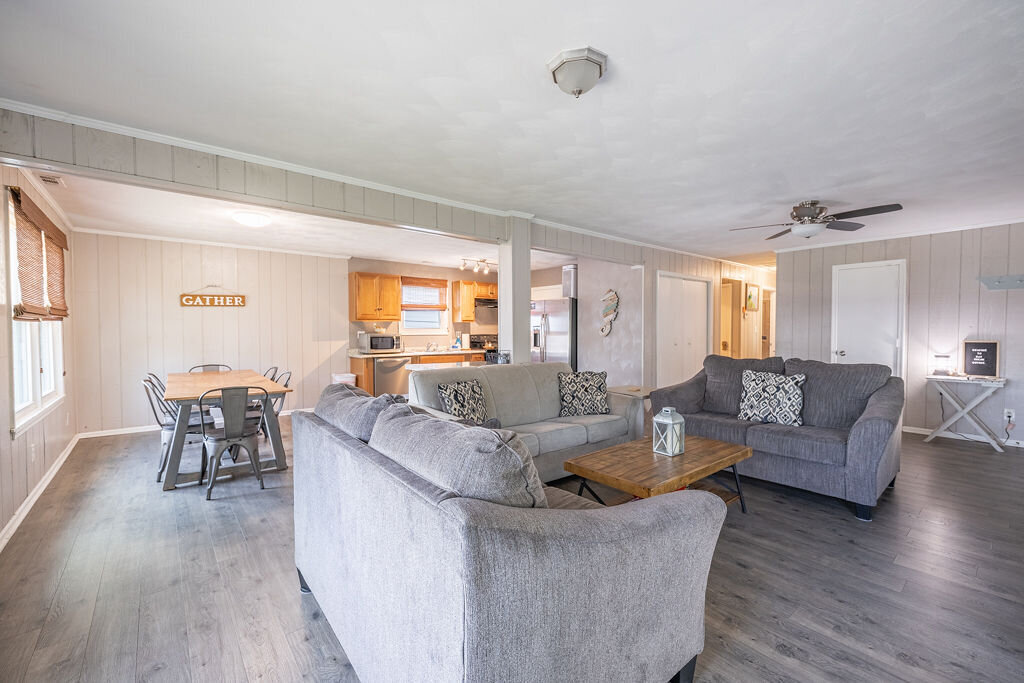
[1, 424, 1022, 682]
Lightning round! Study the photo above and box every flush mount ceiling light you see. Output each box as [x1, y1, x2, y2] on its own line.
[547, 46, 608, 98]
[232, 211, 271, 227]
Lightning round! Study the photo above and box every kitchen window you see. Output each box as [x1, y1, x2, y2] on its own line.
[399, 276, 448, 336]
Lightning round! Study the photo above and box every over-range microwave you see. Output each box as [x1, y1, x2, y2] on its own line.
[358, 333, 402, 354]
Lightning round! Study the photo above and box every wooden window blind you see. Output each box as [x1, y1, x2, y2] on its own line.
[9, 189, 69, 320]
[400, 276, 448, 311]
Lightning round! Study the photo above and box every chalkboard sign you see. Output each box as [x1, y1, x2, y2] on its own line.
[962, 340, 999, 377]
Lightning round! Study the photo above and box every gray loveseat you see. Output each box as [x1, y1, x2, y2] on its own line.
[651, 355, 904, 521]
[407, 362, 637, 481]
[293, 386, 727, 682]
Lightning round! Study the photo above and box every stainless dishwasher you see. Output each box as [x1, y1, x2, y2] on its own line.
[373, 356, 411, 396]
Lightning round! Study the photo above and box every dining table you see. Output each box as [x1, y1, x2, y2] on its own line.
[161, 369, 292, 491]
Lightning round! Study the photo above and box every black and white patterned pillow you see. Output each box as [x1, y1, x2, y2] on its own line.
[437, 380, 488, 423]
[737, 370, 806, 426]
[558, 371, 610, 417]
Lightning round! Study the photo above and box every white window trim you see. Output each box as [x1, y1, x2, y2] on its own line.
[11, 321, 66, 436]
[399, 309, 450, 336]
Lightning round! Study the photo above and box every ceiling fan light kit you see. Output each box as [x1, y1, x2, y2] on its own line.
[547, 46, 607, 98]
[729, 200, 903, 241]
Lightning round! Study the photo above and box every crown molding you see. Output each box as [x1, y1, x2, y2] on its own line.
[71, 227, 352, 260]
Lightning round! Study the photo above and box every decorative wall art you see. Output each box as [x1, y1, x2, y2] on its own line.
[745, 284, 760, 312]
[599, 289, 619, 337]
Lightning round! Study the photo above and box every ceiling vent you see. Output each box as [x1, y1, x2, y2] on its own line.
[37, 174, 66, 187]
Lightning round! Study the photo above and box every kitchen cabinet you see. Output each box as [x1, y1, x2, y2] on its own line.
[349, 272, 402, 321]
[349, 357, 373, 394]
[470, 353, 485, 362]
[452, 280, 497, 323]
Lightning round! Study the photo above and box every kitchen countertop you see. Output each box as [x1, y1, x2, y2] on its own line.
[348, 349, 483, 359]
[407, 361, 489, 371]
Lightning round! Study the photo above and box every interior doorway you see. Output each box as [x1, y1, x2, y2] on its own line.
[656, 272, 711, 387]
[761, 288, 776, 358]
[719, 277, 744, 357]
[831, 260, 907, 377]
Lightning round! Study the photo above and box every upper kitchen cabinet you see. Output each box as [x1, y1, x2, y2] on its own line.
[476, 282, 498, 299]
[349, 272, 402, 321]
[452, 280, 477, 322]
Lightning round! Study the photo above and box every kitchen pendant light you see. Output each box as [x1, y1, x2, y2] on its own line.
[547, 47, 607, 98]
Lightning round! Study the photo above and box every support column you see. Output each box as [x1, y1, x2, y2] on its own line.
[498, 216, 532, 363]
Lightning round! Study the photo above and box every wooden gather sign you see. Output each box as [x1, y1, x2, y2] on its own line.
[180, 293, 246, 307]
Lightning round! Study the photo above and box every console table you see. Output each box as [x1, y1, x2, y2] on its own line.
[924, 375, 1007, 453]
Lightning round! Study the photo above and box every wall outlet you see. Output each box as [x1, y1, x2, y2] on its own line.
[1005, 409, 1016, 422]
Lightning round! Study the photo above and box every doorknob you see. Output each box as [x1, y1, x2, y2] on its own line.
[837, 350, 846, 357]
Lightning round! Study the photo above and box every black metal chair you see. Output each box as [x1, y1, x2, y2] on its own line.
[263, 366, 279, 382]
[199, 386, 267, 500]
[142, 378, 209, 482]
[189, 364, 232, 373]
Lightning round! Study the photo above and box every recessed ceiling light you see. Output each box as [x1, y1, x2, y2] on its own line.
[232, 211, 271, 227]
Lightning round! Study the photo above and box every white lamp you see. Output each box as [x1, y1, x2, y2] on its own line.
[547, 47, 608, 98]
[653, 407, 686, 456]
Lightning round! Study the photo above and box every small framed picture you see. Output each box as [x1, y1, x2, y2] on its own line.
[962, 340, 999, 378]
[745, 284, 760, 312]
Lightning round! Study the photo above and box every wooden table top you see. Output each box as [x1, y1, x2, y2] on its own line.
[163, 369, 293, 401]
[564, 435, 752, 499]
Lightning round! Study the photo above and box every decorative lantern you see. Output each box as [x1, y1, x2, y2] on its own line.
[653, 407, 686, 456]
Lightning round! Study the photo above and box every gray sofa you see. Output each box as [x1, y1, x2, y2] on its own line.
[293, 386, 727, 683]
[407, 362, 637, 482]
[651, 355, 904, 521]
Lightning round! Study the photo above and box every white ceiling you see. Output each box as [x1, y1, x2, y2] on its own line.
[35, 173, 573, 270]
[3, 2, 1024, 259]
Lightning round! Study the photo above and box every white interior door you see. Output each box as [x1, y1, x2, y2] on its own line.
[656, 273, 711, 386]
[831, 260, 906, 376]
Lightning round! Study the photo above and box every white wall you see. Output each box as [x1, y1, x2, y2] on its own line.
[71, 233, 350, 431]
[576, 257, 643, 386]
[776, 224, 1024, 436]
[0, 166, 78, 533]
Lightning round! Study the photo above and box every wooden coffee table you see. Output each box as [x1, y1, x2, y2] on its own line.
[564, 435, 753, 511]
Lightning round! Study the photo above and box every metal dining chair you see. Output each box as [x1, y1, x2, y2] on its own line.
[263, 366, 279, 382]
[198, 386, 267, 500]
[252, 370, 290, 439]
[142, 378, 208, 482]
[147, 372, 166, 393]
[190, 364, 232, 373]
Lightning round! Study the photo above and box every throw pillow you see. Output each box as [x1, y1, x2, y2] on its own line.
[558, 371, 610, 417]
[437, 379, 489, 423]
[737, 370, 806, 426]
[369, 404, 548, 508]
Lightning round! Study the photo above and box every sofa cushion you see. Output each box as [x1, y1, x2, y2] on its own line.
[515, 431, 540, 457]
[511, 421, 588, 453]
[522, 362, 574, 420]
[552, 414, 628, 443]
[369, 404, 548, 508]
[737, 370, 807, 426]
[408, 367, 496, 418]
[482, 365, 547, 425]
[746, 423, 849, 466]
[558, 371, 610, 416]
[314, 384, 400, 442]
[681, 411, 756, 445]
[437, 379, 488, 423]
[785, 359, 892, 429]
[543, 486, 604, 510]
[703, 355, 785, 415]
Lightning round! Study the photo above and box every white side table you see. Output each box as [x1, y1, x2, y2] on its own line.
[924, 375, 1007, 453]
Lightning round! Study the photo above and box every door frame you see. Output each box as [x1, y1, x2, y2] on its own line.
[655, 270, 713, 386]
[830, 259, 907, 378]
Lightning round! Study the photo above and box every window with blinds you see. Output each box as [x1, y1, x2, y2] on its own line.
[400, 276, 448, 333]
[8, 188, 69, 320]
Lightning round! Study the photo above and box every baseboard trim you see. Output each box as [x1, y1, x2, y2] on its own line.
[902, 425, 1022, 449]
[77, 424, 161, 439]
[0, 433, 81, 554]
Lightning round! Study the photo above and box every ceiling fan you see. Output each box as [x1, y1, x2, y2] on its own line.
[730, 200, 903, 240]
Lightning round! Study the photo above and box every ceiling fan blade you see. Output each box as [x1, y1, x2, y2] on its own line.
[826, 221, 865, 232]
[765, 228, 792, 240]
[729, 222, 793, 232]
[831, 203, 903, 220]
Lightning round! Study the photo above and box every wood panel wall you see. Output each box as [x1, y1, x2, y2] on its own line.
[776, 224, 1024, 435]
[71, 233, 350, 432]
[0, 166, 78, 533]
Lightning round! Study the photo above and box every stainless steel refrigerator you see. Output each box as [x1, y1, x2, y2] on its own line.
[530, 298, 577, 369]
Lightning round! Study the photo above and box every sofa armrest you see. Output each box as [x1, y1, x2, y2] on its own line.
[440, 490, 726, 682]
[650, 370, 706, 415]
[847, 376, 905, 505]
[408, 403, 458, 421]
